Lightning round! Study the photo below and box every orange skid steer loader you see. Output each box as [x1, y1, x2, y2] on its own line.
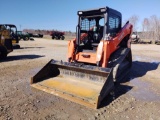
[31, 6, 133, 109]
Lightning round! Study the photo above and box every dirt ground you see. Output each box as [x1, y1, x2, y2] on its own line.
[0, 38, 160, 120]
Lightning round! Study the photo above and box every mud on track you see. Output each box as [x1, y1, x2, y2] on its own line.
[0, 38, 160, 120]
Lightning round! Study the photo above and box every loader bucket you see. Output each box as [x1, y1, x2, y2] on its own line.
[31, 60, 114, 109]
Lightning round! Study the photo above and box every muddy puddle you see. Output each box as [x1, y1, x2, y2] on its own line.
[121, 55, 160, 101]
[125, 78, 160, 101]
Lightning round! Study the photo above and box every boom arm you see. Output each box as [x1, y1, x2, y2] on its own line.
[101, 22, 133, 67]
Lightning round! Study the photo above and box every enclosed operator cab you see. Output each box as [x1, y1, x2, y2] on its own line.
[76, 7, 122, 45]
[68, 7, 132, 68]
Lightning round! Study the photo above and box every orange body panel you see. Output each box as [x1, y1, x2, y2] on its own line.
[68, 23, 133, 67]
[68, 39, 76, 59]
[75, 52, 97, 64]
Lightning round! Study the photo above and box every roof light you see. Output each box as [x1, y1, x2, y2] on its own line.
[101, 9, 106, 12]
[79, 11, 83, 15]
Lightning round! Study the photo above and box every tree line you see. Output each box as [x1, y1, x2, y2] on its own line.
[129, 15, 160, 42]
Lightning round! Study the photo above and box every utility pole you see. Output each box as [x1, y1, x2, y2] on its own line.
[20, 25, 21, 31]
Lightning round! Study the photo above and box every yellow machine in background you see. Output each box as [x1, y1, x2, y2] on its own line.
[0, 24, 20, 59]
[0, 24, 20, 49]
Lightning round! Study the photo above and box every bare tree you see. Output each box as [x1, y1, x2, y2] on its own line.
[149, 15, 160, 43]
[129, 15, 139, 32]
[141, 18, 151, 40]
[142, 18, 150, 32]
[140, 15, 160, 43]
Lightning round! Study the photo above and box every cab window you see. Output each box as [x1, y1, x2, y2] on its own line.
[108, 14, 121, 37]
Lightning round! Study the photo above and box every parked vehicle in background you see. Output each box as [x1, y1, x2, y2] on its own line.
[27, 33, 43, 38]
[0, 24, 20, 49]
[0, 24, 20, 59]
[50, 31, 65, 40]
[131, 31, 140, 43]
[33, 33, 43, 38]
[17, 31, 31, 40]
[155, 39, 160, 44]
[131, 31, 155, 44]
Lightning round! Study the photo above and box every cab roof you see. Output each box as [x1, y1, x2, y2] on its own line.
[0, 24, 16, 28]
[77, 6, 121, 18]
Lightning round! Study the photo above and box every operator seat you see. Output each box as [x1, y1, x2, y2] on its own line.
[92, 26, 104, 47]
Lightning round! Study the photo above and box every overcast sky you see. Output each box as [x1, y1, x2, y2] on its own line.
[0, 0, 160, 32]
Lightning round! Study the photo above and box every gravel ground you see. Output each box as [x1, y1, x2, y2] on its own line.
[0, 38, 160, 120]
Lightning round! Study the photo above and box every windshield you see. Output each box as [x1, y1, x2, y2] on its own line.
[10, 27, 16, 34]
[80, 16, 104, 31]
[78, 16, 105, 45]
